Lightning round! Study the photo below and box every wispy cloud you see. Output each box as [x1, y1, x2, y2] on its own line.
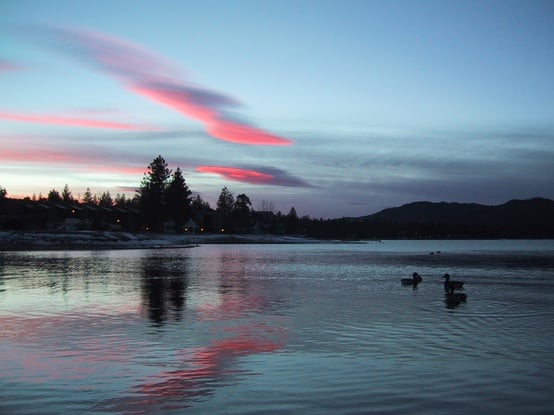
[31, 26, 180, 83]
[1, 146, 147, 176]
[196, 166, 273, 185]
[0, 134, 151, 176]
[197, 165, 312, 187]
[33, 26, 292, 145]
[0, 111, 158, 130]
[132, 83, 292, 145]
[0, 59, 22, 72]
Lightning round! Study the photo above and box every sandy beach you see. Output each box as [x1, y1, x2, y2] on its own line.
[0, 230, 319, 251]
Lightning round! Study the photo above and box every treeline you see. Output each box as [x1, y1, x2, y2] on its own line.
[0, 155, 310, 234]
[2, 158, 553, 238]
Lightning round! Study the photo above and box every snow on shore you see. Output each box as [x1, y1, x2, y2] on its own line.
[0, 230, 318, 251]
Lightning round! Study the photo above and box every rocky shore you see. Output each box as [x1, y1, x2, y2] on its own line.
[0, 230, 319, 251]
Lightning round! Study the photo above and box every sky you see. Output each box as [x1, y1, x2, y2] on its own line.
[1, 0, 553, 218]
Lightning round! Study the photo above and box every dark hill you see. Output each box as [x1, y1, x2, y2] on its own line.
[323, 198, 554, 239]
[363, 197, 553, 226]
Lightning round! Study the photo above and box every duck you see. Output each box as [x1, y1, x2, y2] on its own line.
[442, 273, 464, 292]
[401, 272, 423, 285]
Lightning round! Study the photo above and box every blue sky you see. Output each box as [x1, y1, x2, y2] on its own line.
[1, 0, 553, 218]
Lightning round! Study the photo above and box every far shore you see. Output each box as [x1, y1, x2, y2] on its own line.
[0, 230, 343, 251]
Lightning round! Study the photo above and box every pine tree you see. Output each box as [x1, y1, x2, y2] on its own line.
[234, 193, 252, 216]
[233, 193, 252, 230]
[115, 193, 127, 207]
[216, 186, 234, 230]
[166, 167, 192, 232]
[62, 184, 73, 203]
[83, 187, 94, 204]
[48, 189, 62, 203]
[191, 194, 210, 212]
[285, 206, 299, 234]
[217, 187, 234, 217]
[137, 155, 171, 231]
[99, 191, 113, 208]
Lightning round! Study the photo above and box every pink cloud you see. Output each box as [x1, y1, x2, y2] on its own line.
[1, 148, 82, 164]
[0, 111, 157, 130]
[38, 26, 180, 83]
[37, 26, 292, 145]
[0, 59, 22, 72]
[196, 165, 312, 187]
[131, 83, 220, 123]
[1, 147, 146, 177]
[196, 166, 274, 184]
[133, 83, 291, 145]
[206, 118, 292, 145]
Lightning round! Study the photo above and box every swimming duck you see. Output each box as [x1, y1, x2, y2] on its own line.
[401, 272, 423, 285]
[442, 273, 464, 292]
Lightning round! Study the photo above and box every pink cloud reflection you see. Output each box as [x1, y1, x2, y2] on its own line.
[0, 111, 157, 130]
[0, 312, 137, 384]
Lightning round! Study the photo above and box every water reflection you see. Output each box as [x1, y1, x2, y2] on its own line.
[119, 327, 283, 413]
[98, 249, 287, 413]
[140, 256, 189, 325]
[2, 243, 554, 415]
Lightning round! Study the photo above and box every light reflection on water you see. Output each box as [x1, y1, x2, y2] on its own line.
[1, 240, 554, 414]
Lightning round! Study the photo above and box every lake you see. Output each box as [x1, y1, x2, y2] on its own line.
[1, 240, 554, 414]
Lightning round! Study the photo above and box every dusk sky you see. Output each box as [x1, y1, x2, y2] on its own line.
[1, 0, 553, 218]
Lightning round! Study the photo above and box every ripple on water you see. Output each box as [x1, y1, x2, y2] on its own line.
[1, 245, 554, 415]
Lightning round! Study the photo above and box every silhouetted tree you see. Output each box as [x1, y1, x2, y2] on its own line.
[83, 187, 94, 204]
[48, 189, 62, 203]
[191, 194, 210, 212]
[233, 193, 252, 230]
[285, 206, 299, 233]
[165, 167, 192, 232]
[189, 194, 211, 231]
[138, 155, 171, 231]
[62, 184, 73, 203]
[99, 191, 113, 208]
[234, 193, 252, 215]
[216, 186, 234, 229]
[0, 186, 6, 212]
[217, 187, 234, 215]
[115, 193, 126, 207]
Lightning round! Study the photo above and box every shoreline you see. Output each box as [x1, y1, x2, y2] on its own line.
[3, 231, 547, 252]
[0, 230, 329, 251]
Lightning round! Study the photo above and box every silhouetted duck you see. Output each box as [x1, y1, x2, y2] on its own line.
[401, 272, 423, 285]
[442, 273, 464, 292]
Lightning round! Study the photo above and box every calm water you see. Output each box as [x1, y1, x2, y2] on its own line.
[1, 240, 554, 415]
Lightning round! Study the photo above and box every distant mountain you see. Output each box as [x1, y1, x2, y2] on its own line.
[326, 197, 554, 239]
[362, 197, 554, 226]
